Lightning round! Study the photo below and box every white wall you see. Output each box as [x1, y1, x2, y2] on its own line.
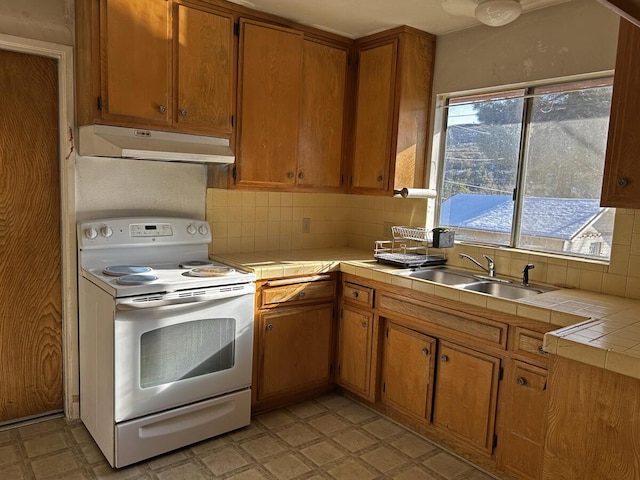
[432, 0, 619, 95]
[75, 157, 207, 221]
[0, 0, 73, 45]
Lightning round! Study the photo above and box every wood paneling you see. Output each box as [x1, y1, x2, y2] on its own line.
[498, 360, 548, 480]
[175, 4, 234, 134]
[433, 341, 500, 453]
[382, 322, 435, 421]
[100, 0, 172, 125]
[601, 18, 640, 208]
[0, 49, 62, 421]
[296, 39, 347, 189]
[337, 305, 374, 399]
[543, 355, 640, 480]
[236, 20, 303, 188]
[258, 303, 334, 399]
[351, 40, 397, 191]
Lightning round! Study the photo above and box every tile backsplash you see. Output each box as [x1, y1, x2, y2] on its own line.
[206, 189, 640, 300]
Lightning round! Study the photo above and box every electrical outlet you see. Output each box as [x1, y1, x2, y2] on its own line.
[384, 222, 393, 238]
[302, 217, 311, 234]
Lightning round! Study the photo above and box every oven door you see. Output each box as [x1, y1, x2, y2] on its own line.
[113, 283, 255, 423]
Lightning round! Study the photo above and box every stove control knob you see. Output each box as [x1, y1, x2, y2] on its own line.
[100, 226, 113, 238]
[187, 224, 197, 235]
[198, 224, 209, 235]
[85, 227, 98, 240]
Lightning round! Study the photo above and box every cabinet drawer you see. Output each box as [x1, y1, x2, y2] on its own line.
[343, 282, 374, 307]
[513, 327, 549, 362]
[261, 280, 336, 307]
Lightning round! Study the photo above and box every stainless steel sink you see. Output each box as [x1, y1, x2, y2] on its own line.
[461, 281, 550, 300]
[402, 266, 555, 300]
[405, 267, 477, 286]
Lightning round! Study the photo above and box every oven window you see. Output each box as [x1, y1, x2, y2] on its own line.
[140, 318, 236, 388]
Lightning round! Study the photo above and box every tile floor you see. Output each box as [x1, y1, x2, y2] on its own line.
[0, 393, 498, 480]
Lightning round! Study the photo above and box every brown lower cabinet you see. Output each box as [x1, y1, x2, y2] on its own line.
[336, 305, 375, 400]
[432, 341, 501, 453]
[497, 360, 548, 480]
[381, 322, 436, 422]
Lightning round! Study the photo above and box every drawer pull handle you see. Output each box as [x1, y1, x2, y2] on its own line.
[298, 291, 306, 298]
[352, 291, 359, 298]
[377, 175, 383, 182]
[617, 177, 629, 187]
[538, 346, 546, 355]
[266, 324, 273, 331]
[361, 321, 368, 328]
[440, 355, 448, 362]
[421, 348, 429, 356]
[517, 377, 526, 386]
[287, 171, 295, 179]
[180, 109, 188, 116]
[158, 105, 167, 113]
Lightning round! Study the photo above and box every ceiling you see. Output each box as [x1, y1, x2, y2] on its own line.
[226, 0, 570, 37]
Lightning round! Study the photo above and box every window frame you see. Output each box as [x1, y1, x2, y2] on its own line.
[433, 73, 615, 261]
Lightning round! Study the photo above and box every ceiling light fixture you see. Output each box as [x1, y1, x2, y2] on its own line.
[475, 0, 522, 27]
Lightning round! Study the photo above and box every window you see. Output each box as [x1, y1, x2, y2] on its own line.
[437, 78, 615, 261]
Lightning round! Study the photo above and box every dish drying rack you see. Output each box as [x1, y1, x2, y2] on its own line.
[374, 226, 447, 268]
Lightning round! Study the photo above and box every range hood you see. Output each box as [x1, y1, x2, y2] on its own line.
[78, 125, 235, 164]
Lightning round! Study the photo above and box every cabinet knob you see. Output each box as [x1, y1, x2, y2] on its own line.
[517, 377, 526, 386]
[180, 109, 188, 117]
[538, 346, 546, 355]
[158, 105, 167, 113]
[266, 324, 273, 331]
[440, 355, 448, 362]
[421, 348, 429, 356]
[361, 321, 368, 328]
[287, 171, 295, 179]
[617, 177, 629, 187]
[352, 291, 359, 298]
[298, 291, 305, 298]
[298, 172, 305, 179]
[376, 175, 383, 182]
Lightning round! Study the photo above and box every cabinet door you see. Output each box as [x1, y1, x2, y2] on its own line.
[497, 361, 547, 480]
[259, 303, 333, 399]
[382, 323, 436, 421]
[351, 39, 398, 192]
[336, 305, 373, 399]
[601, 19, 640, 208]
[100, 0, 171, 125]
[175, 4, 234, 136]
[297, 39, 348, 189]
[236, 20, 302, 188]
[433, 341, 501, 453]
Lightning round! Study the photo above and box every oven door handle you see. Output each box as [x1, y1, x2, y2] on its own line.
[116, 285, 255, 310]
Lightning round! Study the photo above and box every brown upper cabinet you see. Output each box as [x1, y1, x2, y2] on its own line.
[601, 18, 640, 208]
[76, 0, 235, 137]
[350, 26, 436, 195]
[235, 19, 348, 191]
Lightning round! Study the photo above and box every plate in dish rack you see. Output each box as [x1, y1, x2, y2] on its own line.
[188, 266, 236, 277]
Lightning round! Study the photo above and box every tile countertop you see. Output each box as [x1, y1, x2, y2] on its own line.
[212, 247, 640, 381]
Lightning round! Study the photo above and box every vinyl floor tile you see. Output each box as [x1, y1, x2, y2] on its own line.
[0, 394, 499, 480]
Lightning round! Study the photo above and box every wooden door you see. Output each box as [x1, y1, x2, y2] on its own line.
[259, 303, 333, 399]
[0, 49, 62, 422]
[497, 361, 548, 480]
[382, 323, 436, 421]
[236, 20, 302, 188]
[351, 39, 397, 192]
[601, 18, 640, 208]
[336, 305, 373, 398]
[175, 4, 234, 135]
[433, 341, 500, 452]
[297, 39, 347, 190]
[100, 0, 172, 126]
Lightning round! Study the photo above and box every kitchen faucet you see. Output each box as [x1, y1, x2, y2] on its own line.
[522, 263, 535, 286]
[459, 253, 495, 277]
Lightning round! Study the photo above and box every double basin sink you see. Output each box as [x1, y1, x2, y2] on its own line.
[400, 266, 555, 300]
